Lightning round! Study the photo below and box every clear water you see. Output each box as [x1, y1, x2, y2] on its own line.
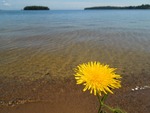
[0, 10, 150, 36]
[0, 10, 150, 110]
[0, 10, 150, 51]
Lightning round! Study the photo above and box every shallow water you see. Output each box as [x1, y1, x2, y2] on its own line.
[1, 10, 150, 52]
[0, 10, 150, 113]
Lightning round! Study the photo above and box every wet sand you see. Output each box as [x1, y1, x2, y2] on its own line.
[0, 31, 150, 113]
[0, 76, 150, 113]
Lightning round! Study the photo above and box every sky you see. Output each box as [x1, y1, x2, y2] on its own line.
[1, 0, 150, 10]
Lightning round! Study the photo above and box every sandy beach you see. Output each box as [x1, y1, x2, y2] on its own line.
[0, 75, 150, 113]
[1, 10, 150, 113]
[0, 33, 150, 113]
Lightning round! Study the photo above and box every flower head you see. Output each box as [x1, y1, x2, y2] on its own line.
[74, 61, 121, 96]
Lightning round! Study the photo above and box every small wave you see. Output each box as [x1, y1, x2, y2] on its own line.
[131, 85, 150, 91]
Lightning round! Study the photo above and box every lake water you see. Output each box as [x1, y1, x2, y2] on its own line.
[1, 10, 150, 34]
[0, 10, 150, 50]
[0, 10, 150, 112]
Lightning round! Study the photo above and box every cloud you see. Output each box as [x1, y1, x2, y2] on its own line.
[2, 0, 11, 6]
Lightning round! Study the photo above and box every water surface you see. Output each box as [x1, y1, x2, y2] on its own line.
[0, 10, 150, 113]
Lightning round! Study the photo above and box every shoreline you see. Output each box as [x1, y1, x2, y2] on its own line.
[0, 9, 150, 113]
[0, 33, 150, 113]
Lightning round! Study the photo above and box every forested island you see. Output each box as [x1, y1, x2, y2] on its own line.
[24, 6, 50, 10]
[85, 4, 150, 10]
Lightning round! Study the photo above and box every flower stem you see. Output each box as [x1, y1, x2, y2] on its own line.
[103, 104, 114, 112]
[97, 94, 102, 113]
[97, 94, 125, 113]
[101, 94, 108, 103]
[97, 94, 108, 113]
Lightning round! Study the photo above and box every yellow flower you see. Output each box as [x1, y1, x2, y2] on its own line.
[74, 61, 121, 96]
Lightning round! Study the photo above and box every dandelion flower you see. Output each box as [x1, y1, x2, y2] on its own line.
[74, 61, 121, 96]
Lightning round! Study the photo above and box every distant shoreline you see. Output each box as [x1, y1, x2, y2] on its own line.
[85, 4, 150, 10]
